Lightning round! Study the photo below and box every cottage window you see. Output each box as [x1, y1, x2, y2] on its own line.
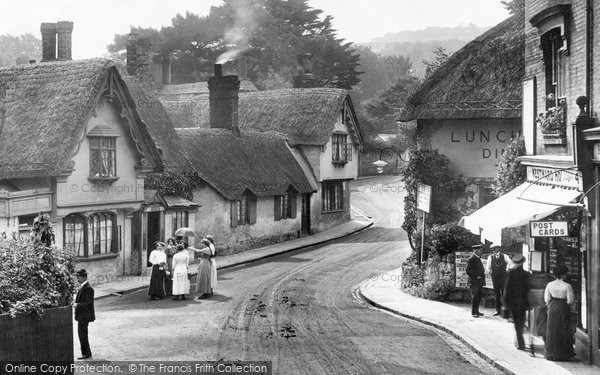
[231, 193, 257, 227]
[274, 193, 297, 220]
[541, 27, 567, 108]
[17, 214, 38, 240]
[172, 211, 189, 231]
[64, 212, 116, 257]
[89, 137, 117, 178]
[322, 180, 344, 212]
[332, 134, 352, 164]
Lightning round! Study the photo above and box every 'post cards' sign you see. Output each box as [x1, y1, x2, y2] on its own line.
[530, 221, 568, 237]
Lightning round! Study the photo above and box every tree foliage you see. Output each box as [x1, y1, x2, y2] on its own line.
[0, 33, 42, 67]
[0, 234, 76, 319]
[400, 147, 466, 248]
[108, 0, 361, 89]
[422, 46, 449, 78]
[145, 168, 204, 200]
[493, 136, 526, 197]
[501, 0, 525, 17]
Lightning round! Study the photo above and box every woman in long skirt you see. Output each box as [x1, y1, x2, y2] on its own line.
[148, 242, 167, 300]
[164, 238, 177, 296]
[171, 244, 190, 300]
[544, 264, 576, 361]
[192, 238, 213, 301]
[205, 235, 217, 293]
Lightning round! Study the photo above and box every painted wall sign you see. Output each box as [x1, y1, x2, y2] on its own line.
[530, 221, 569, 237]
[417, 183, 431, 213]
[526, 167, 582, 188]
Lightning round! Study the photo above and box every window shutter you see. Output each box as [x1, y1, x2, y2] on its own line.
[230, 201, 238, 227]
[274, 196, 281, 221]
[291, 194, 297, 219]
[248, 195, 257, 224]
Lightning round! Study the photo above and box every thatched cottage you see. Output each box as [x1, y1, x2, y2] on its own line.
[157, 58, 363, 233]
[399, 15, 524, 210]
[0, 23, 168, 280]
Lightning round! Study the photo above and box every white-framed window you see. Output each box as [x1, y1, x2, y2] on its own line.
[541, 27, 567, 108]
[64, 212, 116, 257]
[332, 134, 352, 164]
[89, 137, 117, 178]
[231, 193, 257, 227]
[322, 180, 344, 212]
[274, 193, 297, 220]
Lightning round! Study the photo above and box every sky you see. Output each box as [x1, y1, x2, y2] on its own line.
[2, 0, 511, 59]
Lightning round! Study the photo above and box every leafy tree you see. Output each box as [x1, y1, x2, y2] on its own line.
[501, 0, 525, 17]
[493, 136, 526, 197]
[0, 33, 42, 67]
[422, 46, 449, 78]
[145, 168, 204, 200]
[107, 0, 361, 89]
[30, 213, 55, 247]
[400, 147, 466, 252]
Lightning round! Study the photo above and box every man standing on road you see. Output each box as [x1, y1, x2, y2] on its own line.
[485, 245, 511, 316]
[503, 254, 531, 351]
[74, 269, 95, 360]
[466, 244, 485, 318]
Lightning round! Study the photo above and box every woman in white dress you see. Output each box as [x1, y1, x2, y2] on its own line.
[205, 235, 217, 293]
[171, 244, 190, 300]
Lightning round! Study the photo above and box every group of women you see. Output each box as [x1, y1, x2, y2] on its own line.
[147, 235, 217, 301]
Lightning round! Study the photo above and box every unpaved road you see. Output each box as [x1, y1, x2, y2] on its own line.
[85, 176, 499, 374]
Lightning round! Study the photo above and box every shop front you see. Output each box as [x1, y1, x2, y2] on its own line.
[459, 160, 594, 361]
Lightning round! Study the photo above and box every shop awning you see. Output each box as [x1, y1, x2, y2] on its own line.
[459, 182, 582, 245]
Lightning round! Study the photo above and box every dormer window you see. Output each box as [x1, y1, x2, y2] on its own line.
[87, 124, 119, 181]
[332, 134, 352, 164]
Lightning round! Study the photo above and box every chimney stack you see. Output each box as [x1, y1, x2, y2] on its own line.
[162, 53, 174, 85]
[126, 34, 152, 76]
[40, 23, 57, 62]
[151, 54, 163, 86]
[208, 63, 240, 135]
[56, 21, 74, 60]
[237, 54, 247, 79]
[293, 53, 317, 88]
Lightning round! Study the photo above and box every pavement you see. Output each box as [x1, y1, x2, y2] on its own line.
[359, 269, 599, 375]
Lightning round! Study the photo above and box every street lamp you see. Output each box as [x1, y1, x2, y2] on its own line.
[372, 146, 407, 174]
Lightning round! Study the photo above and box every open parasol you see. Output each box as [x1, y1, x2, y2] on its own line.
[174, 227, 196, 237]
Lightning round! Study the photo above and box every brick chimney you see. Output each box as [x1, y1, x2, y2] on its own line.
[208, 64, 240, 136]
[56, 21, 74, 60]
[151, 54, 163, 86]
[162, 53, 174, 85]
[40, 23, 57, 62]
[126, 34, 152, 76]
[293, 53, 317, 88]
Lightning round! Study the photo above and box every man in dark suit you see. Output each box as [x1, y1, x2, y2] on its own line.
[466, 244, 485, 318]
[74, 269, 95, 360]
[503, 254, 531, 350]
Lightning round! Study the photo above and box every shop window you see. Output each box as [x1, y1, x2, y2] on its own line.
[89, 137, 117, 178]
[231, 193, 256, 227]
[322, 180, 344, 212]
[64, 212, 116, 258]
[479, 185, 496, 207]
[274, 193, 297, 220]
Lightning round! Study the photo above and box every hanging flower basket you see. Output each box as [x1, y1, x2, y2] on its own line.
[537, 98, 567, 137]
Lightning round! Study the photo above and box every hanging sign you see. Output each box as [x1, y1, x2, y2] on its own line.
[417, 183, 432, 213]
[530, 221, 568, 237]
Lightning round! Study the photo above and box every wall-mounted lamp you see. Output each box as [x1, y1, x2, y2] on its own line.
[372, 146, 408, 173]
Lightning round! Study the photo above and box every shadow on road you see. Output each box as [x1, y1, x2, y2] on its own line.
[336, 227, 407, 244]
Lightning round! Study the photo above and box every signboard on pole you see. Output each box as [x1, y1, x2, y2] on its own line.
[417, 184, 432, 213]
[454, 251, 471, 288]
[530, 221, 568, 237]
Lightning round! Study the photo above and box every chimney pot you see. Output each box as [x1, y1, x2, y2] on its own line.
[214, 64, 223, 77]
[293, 53, 317, 88]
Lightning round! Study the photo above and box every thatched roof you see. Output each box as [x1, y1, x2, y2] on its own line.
[176, 128, 314, 200]
[0, 59, 162, 179]
[399, 15, 524, 121]
[158, 80, 257, 129]
[122, 76, 189, 169]
[158, 87, 363, 146]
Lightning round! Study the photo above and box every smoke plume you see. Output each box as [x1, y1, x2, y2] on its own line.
[216, 0, 256, 64]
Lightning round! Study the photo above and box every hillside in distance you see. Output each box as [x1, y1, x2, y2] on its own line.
[363, 24, 493, 77]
